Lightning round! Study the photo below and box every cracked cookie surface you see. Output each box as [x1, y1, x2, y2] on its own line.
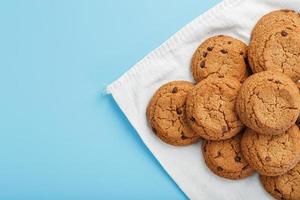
[147, 81, 200, 146]
[251, 9, 300, 39]
[236, 71, 300, 135]
[241, 125, 300, 176]
[260, 162, 300, 200]
[186, 77, 243, 140]
[191, 35, 248, 83]
[249, 9, 300, 82]
[202, 134, 254, 180]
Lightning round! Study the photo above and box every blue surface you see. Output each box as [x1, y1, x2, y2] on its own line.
[0, 0, 221, 199]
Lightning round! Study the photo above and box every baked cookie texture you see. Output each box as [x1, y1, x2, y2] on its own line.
[191, 35, 248, 83]
[236, 71, 300, 135]
[249, 9, 300, 82]
[241, 126, 300, 176]
[260, 162, 300, 200]
[202, 134, 254, 180]
[147, 81, 200, 146]
[251, 9, 300, 39]
[186, 77, 243, 140]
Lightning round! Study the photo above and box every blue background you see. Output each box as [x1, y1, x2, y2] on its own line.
[0, 0, 221, 199]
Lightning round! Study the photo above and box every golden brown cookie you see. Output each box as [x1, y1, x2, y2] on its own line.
[236, 71, 300, 135]
[241, 126, 300, 177]
[251, 9, 300, 39]
[147, 81, 200, 146]
[260, 162, 300, 200]
[249, 10, 300, 82]
[186, 77, 243, 140]
[191, 35, 248, 82]
[202, 134, 254, 180]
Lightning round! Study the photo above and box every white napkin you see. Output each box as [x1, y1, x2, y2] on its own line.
[107, 0, 300, 199]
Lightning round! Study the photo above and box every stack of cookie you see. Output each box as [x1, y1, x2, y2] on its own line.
[147, 9, 300, 200]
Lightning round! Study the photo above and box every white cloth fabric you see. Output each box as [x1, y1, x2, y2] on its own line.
[107, 0, 300, 199]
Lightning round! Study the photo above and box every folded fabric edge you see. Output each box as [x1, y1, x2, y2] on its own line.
[106, 0, 243, 95]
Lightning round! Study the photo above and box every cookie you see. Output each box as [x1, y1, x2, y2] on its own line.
[251, 9, 300, 39]
[191, 35, 248, 82]
[249, 10, 300, 82]
[236, 71, 300, 135]
[186, 77, 243, 140]
[241, 125, 300, 176]
[147, 81, 200, 146]
[260, 162, 300, 200]
[202, 134, 254, 180]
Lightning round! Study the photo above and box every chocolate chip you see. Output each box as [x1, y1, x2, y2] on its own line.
[228, 41, 232, 44]
[152, 127, 157, 134]
[217, 166, 223, 171]
[222, 126, 228, 133]
[220, 49, 228, 54]
[207, 46, 214, 51]
[240, 52, 244, 55]
[176, 108, 182, 115]
[281, 30, 288, 37]
[190, 117, 195, 122]
[181, 133, 188, 140]
[217, 151, 222, 157]
[265, 156, 271, 162]
[275, 80, 282, 84]
[200, 60, 206, 68]
[203, 51, 208, 58]
[172, 87, 178, 93]
[234, 156, 241, 162]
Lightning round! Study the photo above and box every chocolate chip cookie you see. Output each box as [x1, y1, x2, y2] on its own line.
[249, 9, 300, 82]
[236, 71, 300, 135]
[186, 77, 243, 140]
[251, 9, 300, 39]
[241, 125, 300, 176]
[260, 162, 300, 200]
[202, 134, 254, 180]
[147, 81, 200, 146]
[191, 35, 248, 82]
